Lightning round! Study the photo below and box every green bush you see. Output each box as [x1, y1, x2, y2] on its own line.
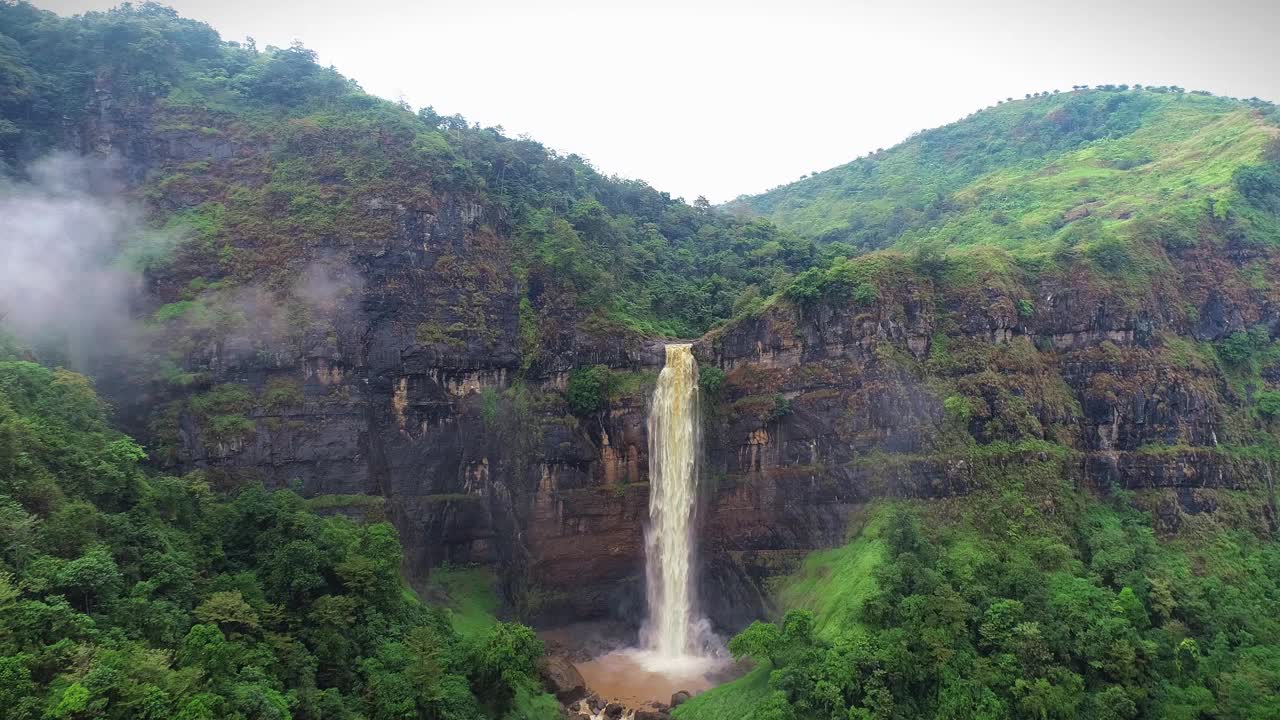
[189, 383, 255, 443]
[262, 377, 303, 410]
[769, 395, 793, 421]
[480, 388, 500, 428]
[699, 366, 726, 398]
[943, 395, 974, 427]
[1235, 164, 1280, 212]
[566, 365, 613, 416]
[1085, 235, 1135, 271]
[1218, 326, 1271, 366]
[1257, 390, 1280, 418]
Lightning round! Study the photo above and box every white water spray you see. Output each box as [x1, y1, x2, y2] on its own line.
[641, 344, 722, 662]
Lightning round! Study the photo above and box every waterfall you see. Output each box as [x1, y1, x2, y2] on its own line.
[642, 343, 718, 660]
[570, 344, 725, 704]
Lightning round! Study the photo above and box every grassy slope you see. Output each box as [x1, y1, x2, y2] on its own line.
[427, 566, 503, 640]
[426, 567, 561, 720]
[674, 514, 888, 719]
[923, 100, 1271, 255]
[671, 667, 772, 720]
[776, 517, 885, 642]
[736, 90, 1277, 257]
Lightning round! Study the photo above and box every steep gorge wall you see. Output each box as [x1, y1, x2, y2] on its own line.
[696, 242, 1280, 562]
[153, 223, 1280, 632]
[74, 85, 1280, 634]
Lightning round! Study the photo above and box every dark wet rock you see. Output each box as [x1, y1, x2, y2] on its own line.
[537, 656, 587, 704]
[670, 691, 691, 708]
[141, 247, 1278, 632]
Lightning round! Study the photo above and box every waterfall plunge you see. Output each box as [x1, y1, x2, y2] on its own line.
[566, 345, 727, 705]
[640, 344, 722, 663]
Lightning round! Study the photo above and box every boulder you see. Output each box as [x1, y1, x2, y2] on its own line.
[536, 655, 587, 704]
[670, 690, 692, 708]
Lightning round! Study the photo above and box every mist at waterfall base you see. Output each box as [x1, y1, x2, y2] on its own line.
[573, 345, 730, 707]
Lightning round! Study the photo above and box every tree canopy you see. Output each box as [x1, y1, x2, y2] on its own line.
[0, 357, 555, 719]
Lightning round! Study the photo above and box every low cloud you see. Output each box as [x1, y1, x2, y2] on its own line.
[1, 153, 367, 379]
[0, 154, 151, 368]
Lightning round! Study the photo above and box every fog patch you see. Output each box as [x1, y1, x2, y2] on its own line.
[0, 153, 365, 376]
[0, 154, 163, 368]
[296, 259, 360, 311]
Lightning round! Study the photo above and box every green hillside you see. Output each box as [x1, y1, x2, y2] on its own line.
[0, 1, 822, 340]
[700, 86, 1280, 720]
[734, 88, 1280, 258]
[681, 478, 1280, 720]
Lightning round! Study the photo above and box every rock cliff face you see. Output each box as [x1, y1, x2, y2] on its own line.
[77, 83, 1279, 634]
[692, 244, 1280, 575]
[138, 206, 1280, 633]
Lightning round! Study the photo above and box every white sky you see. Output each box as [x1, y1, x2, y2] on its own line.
[32, 0, 1280, 203]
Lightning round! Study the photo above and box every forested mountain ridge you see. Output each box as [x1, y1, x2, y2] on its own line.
[680, 84, 1280, 720]
[0, 0, 818, 341]
[5, 2, 1280, 719]
[731, 86, 1280, 256]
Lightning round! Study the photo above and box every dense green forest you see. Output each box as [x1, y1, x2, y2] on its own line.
[0, 350, 559, 719]
[681, 476, 1280, 719]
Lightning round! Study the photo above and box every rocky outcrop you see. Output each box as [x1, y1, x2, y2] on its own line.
[537, 655, 587, 704]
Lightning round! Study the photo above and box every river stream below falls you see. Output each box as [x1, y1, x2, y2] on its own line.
[540, 622, 742, 710]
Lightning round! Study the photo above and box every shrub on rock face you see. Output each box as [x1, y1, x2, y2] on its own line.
[769, 395, 793, 421]
[567, 365, 614, 416]
[943, 395, 974, 427]
[1218, 326, 1271, 366]
[1257, 390, 1280, 418]
[699, 366, 726, 398]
